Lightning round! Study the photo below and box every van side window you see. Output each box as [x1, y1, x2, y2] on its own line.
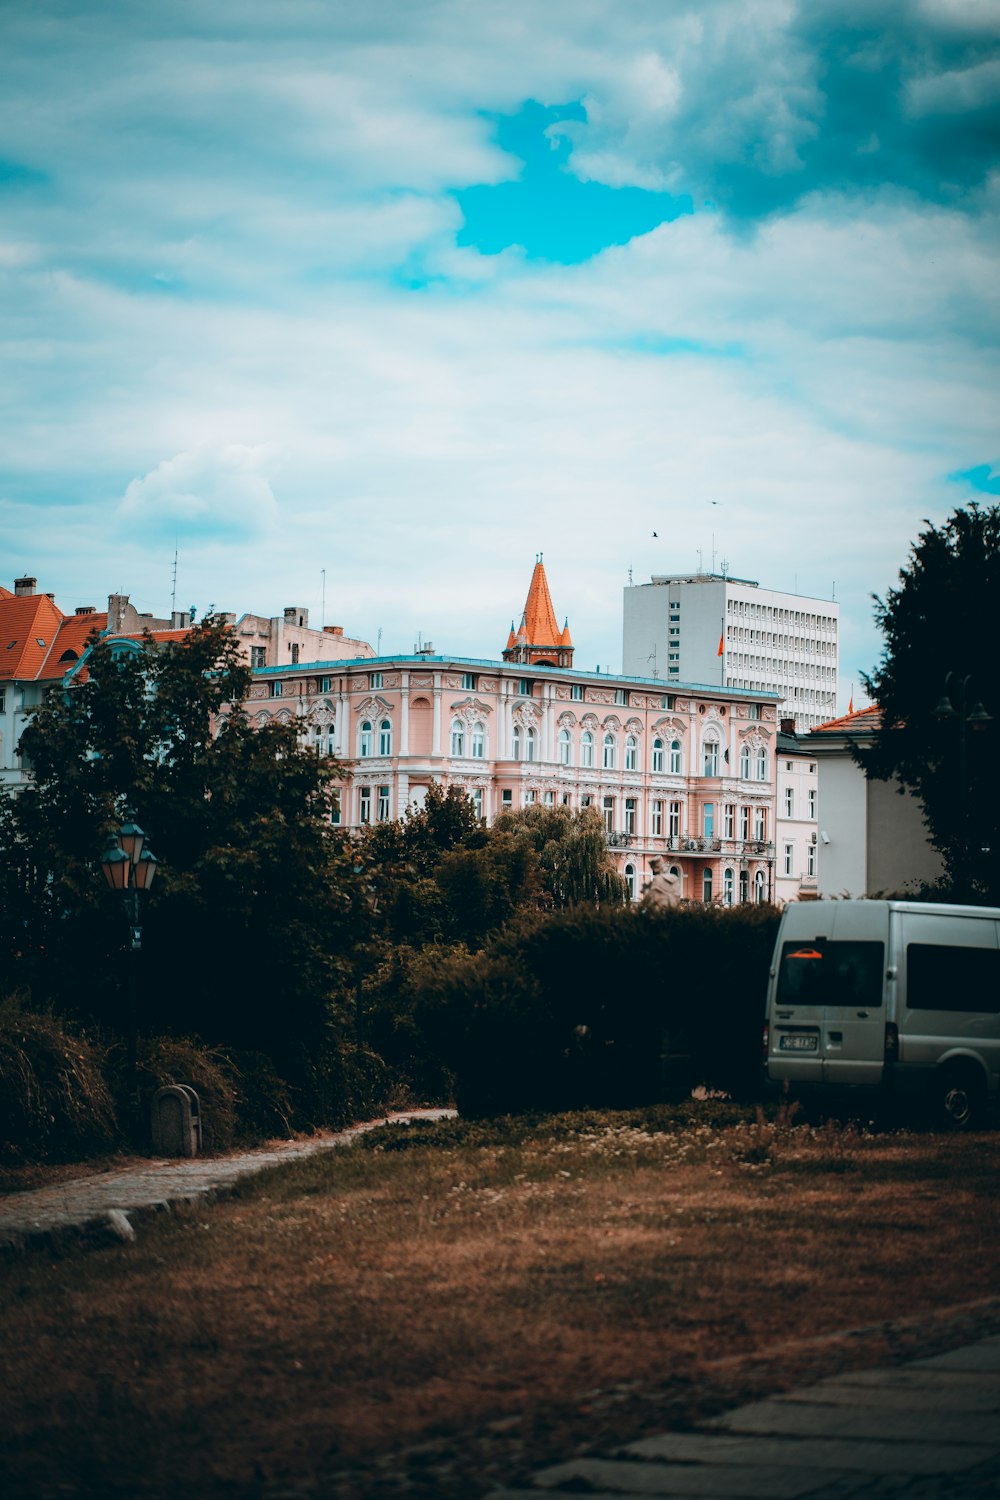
[776, 941, 884, 1008]
[906, 944, 1000, 1012]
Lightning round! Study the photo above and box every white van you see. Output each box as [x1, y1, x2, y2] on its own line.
[764, 900, 1000, 1127]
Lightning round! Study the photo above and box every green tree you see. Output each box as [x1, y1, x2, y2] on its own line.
[0, 619, 371, 1114]
[863, 503, 1000, 901]
[491, 803, 627, 908]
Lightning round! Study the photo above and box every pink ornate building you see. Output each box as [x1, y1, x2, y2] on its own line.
[245, 562, 779, 903]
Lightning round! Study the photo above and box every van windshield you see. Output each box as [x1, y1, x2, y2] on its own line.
[776, 940, 885, 1008]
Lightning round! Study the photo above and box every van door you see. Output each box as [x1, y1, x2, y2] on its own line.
[771, 909, 887, 1085]
[897, 909, 1000, 1083]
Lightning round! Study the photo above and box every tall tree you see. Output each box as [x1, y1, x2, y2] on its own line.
[863, 503, 1000, 901]
[0, 619, 370, 1101]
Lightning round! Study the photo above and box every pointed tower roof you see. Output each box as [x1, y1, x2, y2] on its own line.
[502, 556, 574, 667]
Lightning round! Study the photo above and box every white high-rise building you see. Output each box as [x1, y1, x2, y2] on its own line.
[623, 572, 839, 730]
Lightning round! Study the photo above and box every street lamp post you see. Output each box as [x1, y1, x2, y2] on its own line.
[933, 674, 993, 901]
[101, 820, 158, 1132]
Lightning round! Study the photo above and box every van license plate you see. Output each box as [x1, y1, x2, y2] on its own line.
[779, 1034, 818, 1052]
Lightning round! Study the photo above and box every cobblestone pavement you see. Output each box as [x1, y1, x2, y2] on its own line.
[0, 1107, 455, 1253]
[490, 1336, 1000, 1499]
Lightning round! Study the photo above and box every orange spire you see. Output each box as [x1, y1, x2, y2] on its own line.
[502, 555, 574, 667]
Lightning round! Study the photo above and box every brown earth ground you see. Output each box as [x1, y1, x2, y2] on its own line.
[1, 1106, 998, 1499]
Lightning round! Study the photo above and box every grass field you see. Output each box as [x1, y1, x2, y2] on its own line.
[2, 1104, 999, 1499]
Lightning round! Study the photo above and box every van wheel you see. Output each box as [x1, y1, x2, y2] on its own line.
[935, 1065, 987, 1131]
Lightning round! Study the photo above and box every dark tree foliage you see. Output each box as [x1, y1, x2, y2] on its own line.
[863, 504, 1000, 902]
[0, 619, 371, 1112]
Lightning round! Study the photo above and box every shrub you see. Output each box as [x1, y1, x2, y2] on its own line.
[0, 996, 118, 1161]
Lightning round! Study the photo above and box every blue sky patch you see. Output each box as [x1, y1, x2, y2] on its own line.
[454, 100, 691, 263]
[950, 464, 1000, 496]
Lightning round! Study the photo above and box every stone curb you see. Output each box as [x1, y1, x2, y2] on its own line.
[0, 1107, 456, 1257]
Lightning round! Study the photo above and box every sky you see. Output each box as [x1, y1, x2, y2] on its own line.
[1, 0, 998, 705]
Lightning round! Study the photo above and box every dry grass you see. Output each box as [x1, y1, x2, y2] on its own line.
[1, 1107, 998, 1499]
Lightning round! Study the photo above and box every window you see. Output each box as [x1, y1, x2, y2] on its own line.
[807, 843, 816, 877]
[602, 732, 616, 769]
[377, 785, 390, 822]
[651, 799, 663, 836]
[518, 678, 532, 696]
[512, 725, 522, 759]
[330, 796, 341, 826]
[783, 843, 793, 876]
[624, 863, 637, 901]
[525, 726, 536, 761]
[581, 731, 594, 768]
[370, 672, 383, 690]
[723, 867, 735, 906]
[501, 788, 513, 810]
[741, 806, 750, 840]
[250, 646, 266, 669]
[739, 745, 751, 779]
[359, 721, 373, 756]
[580, 793, 593, 808]
[662, 694, 676, 710]
[472, 787, 484, 821]
[906, 944, 1000, 1011]
[472, 722, 485, 758]
[670, 739, 682, 774]
[740, 868, 749, 903]
[652, 738, 664, 772]
[755, 870, 767, 903]
[748, 704, 761, 720]
[808, 789, 817, 819]
[724, 804, 735, 838]
[703, 738, 719, 776]
[754, 807, 767, 840]
[784, 786, 794, 817]
[603, 795, 615, 833]
[290, 644, 299, 665]
[669, 801, 681, 838]
[614, 688, 627, 706]
[544, 789, 555, 806]
[703, 803, 715, 838]
[625, 797, 637, 835]
[558, 727, 571, 765]
[461, 672, 477, 690]
[571, 684, 583, 701]
[359, 786, 371, 824]
[321, 676, 331, 693]
[625, 734, 638, 771]
[450, 717, 465, 756]
[270, 681, 283, 698]
[756, 747, 768, 782]
[524, 789, 537, 804]
[379, 720, 392, 756]
[702, 867, 713, 903]
[777, 940, 884, 1008]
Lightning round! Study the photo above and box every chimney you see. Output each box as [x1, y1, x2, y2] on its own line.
[171, 611, 191, 629]
[75, 606, 96, 615]
[324, 625, 344, 636]
[780, 717, 796, 735]
[14, 576, 36, 596]
[284, 606, 308, 627]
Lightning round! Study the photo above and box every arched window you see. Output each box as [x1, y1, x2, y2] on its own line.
[755, 869, 767, 904]
[756, 746, 768, 782]
[624, 863, 636, 901]
[512, 724, 522, 760]
[379, 720, 392, 756]
[603, 732, 616, 769]
[525, 726, 536, 762]
[625, 734, 638, 771]
[472, 721, 485, 758]
[450, 717, 465, 756]
[359, 721, 373, 757]
[703, 737, 720, 776]
[702, 867, 713, 903]
[670, 739, 682, 774]
[558, 727, 571, 765]
[723, 867, 735, 906]
[739, 744, 751, 779]
[581, 730, 594, 768]
[652, 737, 664, 772]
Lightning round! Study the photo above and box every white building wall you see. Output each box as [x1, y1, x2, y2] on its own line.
[623, 573, 839, 730]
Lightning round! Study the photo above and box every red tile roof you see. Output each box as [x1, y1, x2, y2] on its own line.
[810, 705, 881, 734]
[0, 593, 66, 682]
[520, 559, 562, 649]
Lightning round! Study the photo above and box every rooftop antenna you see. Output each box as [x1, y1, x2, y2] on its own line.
[697, 549, 703, 572]
[377, 626, 382, 655]
[721, 557, 729, 578]
[711, 533, 716, 572]
[170, 543, 178, 615]
[628, 565, 633, 585]
[321, 568, 326, 629]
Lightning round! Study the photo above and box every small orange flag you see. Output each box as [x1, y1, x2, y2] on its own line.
[848, 696, 854, 713]
[717, 634, 724, 657]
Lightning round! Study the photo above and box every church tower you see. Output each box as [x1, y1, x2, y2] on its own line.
[503, 555, 574, 669]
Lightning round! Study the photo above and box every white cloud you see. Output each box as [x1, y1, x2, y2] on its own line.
[117, 446, 280, 542]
